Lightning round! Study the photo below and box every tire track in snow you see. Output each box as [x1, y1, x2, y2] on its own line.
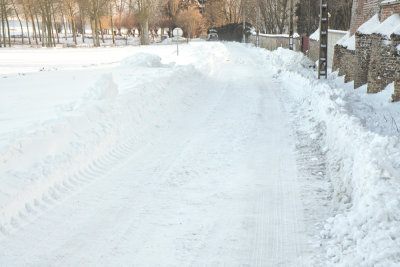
[0, 43, 316, 266]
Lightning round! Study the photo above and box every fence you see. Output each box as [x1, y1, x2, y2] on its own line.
[249, 30, 348, 68]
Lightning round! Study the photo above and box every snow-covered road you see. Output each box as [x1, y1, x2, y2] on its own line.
[0, 43, 311, 266]
[1, 42, 400, 266]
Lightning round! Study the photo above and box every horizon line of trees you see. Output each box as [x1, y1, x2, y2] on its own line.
[0, 0, 353, 48]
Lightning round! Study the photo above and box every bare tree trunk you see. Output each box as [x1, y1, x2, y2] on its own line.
[140, 19, 149, 45]
[81, 14, 85, 43]
[0, 0, 6, 47]
[110, 2, 115, 44]
[11, 0, 24, 44]
[61, 13, 67, 40]
[44, 1, 53, 47]
[98, 17, 104, 43]
[4, 3, 11, 47]
[78, 4, 85, 43]
[35, 14, 42, 42]
[94, 14, 99, 46]
[22, 4, 31, 44]
[29, 9, 38, 44]
[41, 14, 46, 46]
[89, 17, 96, 46]
[68, 0, 77, 44]
[51, 3, 59, 44]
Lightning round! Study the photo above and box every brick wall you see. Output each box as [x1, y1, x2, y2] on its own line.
[350, 0, 400, 34]
[380, 1, 400, 20]
[350, 0, 383, 35]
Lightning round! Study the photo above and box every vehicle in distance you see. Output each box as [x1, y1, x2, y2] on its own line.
[207, 33, 219, 41]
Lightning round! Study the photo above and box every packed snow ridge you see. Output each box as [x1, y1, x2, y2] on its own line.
[0, 42, 399, 266]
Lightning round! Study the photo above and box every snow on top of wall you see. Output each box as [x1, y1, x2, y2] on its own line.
[310, 28, 319, 41]
[357, 14, 381, 35]
[381, 0, 400, 4]
[310, 28, 345, 42]
[373, 14, 400, 38]
[336, 32, 351, 46]
[329, 29, 349, 34]
[342, 34, 356, 50]
[393, 24, 400, 35]
[255, 32, 300, 38]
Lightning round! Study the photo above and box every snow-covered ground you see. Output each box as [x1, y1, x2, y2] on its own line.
[0, 42, 399, 266]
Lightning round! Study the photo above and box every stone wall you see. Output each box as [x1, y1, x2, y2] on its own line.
[354, 33, 374, 88]
[335, 30, 400, 97]
[393, 69, 400, 101]
[332, 45, 345, 71]
[334, 2, 400, 101]
[367, 33, 400, 93]
[336, 47, 356, 83]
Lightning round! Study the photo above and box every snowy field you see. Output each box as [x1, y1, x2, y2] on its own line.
[0, 42, 399, 266]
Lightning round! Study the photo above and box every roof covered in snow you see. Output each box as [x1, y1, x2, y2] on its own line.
[310, 28, 319, 41]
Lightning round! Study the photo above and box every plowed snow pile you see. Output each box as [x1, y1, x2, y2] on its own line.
[269, 48, 400, 266]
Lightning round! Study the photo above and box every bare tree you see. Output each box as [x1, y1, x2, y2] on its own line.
[176, 8, 203, 38]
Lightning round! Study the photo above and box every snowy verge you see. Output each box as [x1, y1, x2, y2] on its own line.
[269, 48, 400, 266]
[0, 49, 228, 236]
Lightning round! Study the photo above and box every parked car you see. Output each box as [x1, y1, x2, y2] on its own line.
[206, 33, 219, 41]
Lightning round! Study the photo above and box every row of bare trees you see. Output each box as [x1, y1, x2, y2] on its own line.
[0, 0, 204, 47]
[203, 0, 292, 34]
[0, 0, 353, 47]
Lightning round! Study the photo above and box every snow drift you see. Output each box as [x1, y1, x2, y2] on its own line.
[270, 48, 400, 266]
[0, 50, 224, 236]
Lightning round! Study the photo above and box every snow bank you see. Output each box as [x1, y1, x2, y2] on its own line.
[0, 45, 228, 235]
[269, 48, 400, 266]
[121, 53, 165, 68]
